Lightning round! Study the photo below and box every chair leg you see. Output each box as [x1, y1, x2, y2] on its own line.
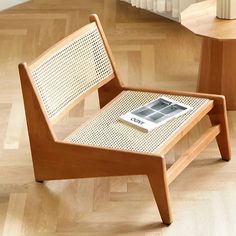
[148, 160, 173, 225]
[209, 99, 231, 161]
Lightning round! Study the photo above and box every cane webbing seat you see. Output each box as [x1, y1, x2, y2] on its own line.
[66, 91, 211, 153]
[19, 14, 231, 225]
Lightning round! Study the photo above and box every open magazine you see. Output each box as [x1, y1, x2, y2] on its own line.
[119, 96, 193, 132]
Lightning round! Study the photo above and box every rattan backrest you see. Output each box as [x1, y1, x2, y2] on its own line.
[28, 22, 114, 121]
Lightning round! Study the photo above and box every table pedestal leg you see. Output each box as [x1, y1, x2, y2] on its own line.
[198, 38, 236, 110]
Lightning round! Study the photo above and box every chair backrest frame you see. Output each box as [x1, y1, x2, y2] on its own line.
[19, 14, 124, 144]
[23, 15, 123, 125]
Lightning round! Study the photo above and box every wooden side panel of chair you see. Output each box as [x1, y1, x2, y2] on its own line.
[34, 141, 164, 179]
[18, 63, 55, 180]
[27, 136, 173, 224]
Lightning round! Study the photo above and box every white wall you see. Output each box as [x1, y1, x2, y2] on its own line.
[0, 0, 29, 11]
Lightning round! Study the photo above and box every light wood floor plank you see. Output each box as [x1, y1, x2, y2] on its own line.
[2, 193, 26, 236]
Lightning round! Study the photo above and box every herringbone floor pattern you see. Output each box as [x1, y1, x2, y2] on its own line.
[0, 0, 236, 235]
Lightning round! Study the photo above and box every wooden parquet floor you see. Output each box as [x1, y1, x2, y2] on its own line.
[0, 0, 236, 235]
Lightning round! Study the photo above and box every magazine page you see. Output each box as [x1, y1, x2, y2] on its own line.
[119, 96, 193, 132]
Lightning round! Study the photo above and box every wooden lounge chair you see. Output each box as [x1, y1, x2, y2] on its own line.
[18, 14, 231, 225]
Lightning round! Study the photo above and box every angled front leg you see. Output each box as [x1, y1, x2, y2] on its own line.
[209, 97, 231, 161]
[148, 158, 173, 225]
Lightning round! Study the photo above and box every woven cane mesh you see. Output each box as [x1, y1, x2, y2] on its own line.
[30, 26, 113, 119]
[66, 91, 211, 154]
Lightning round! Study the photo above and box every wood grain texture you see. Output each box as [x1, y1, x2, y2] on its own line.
[0, 0, 235, 235]
[197, 38, 236, 110]
[181, 0, 236, 110]
[181, 0, 236, 40]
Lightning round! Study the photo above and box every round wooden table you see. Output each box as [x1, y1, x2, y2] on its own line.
[181, 0, 236, 110]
